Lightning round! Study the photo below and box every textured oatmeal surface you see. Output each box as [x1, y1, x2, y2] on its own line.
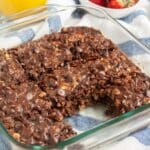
[0, 27, 149, 145]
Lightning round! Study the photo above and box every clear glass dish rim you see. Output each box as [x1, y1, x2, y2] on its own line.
[0, 4, 149, 149]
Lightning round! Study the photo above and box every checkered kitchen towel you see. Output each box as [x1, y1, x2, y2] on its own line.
[0, 0, 150, 150]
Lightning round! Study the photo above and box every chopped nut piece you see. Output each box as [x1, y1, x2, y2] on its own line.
[13, 133, 21, 141]
[39, 91, 47, 97]
[112, 88, 121, 95]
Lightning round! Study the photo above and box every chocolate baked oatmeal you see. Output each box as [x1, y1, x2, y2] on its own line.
[0, 50, 75, 145]
[0, 27, 149, 146]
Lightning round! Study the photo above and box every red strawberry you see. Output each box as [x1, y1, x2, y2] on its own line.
[107, 0, 128, 9]
[90, 0, 107, 6]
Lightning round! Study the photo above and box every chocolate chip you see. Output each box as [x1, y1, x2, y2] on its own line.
[64, 75, 73, 83]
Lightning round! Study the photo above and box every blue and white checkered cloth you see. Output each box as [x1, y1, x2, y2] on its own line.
[0, 0, 150, 149]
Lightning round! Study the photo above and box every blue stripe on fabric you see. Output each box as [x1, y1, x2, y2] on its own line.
[131, 127, 150, 145]
[72, 8, 87, 19]
[0, 134, 11, 150]
[141, 37, 150, 47]
[47, 15, 62, 33]
[65, 114, 101, 131]
[120, 10, 146, 23]
[16, 29, 35, 43]
[118, 37, 150, 56]
[73, 0, 81, 4]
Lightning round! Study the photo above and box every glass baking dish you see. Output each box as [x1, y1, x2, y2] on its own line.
[0, 4, 150, 150]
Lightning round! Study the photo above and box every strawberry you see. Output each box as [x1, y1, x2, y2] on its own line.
[90, 0, 107, 6]
[107, 0, 128, 9]
[90, 0, 137, 9]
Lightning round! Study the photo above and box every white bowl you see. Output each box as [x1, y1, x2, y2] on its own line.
[80, 0, 141, 18]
